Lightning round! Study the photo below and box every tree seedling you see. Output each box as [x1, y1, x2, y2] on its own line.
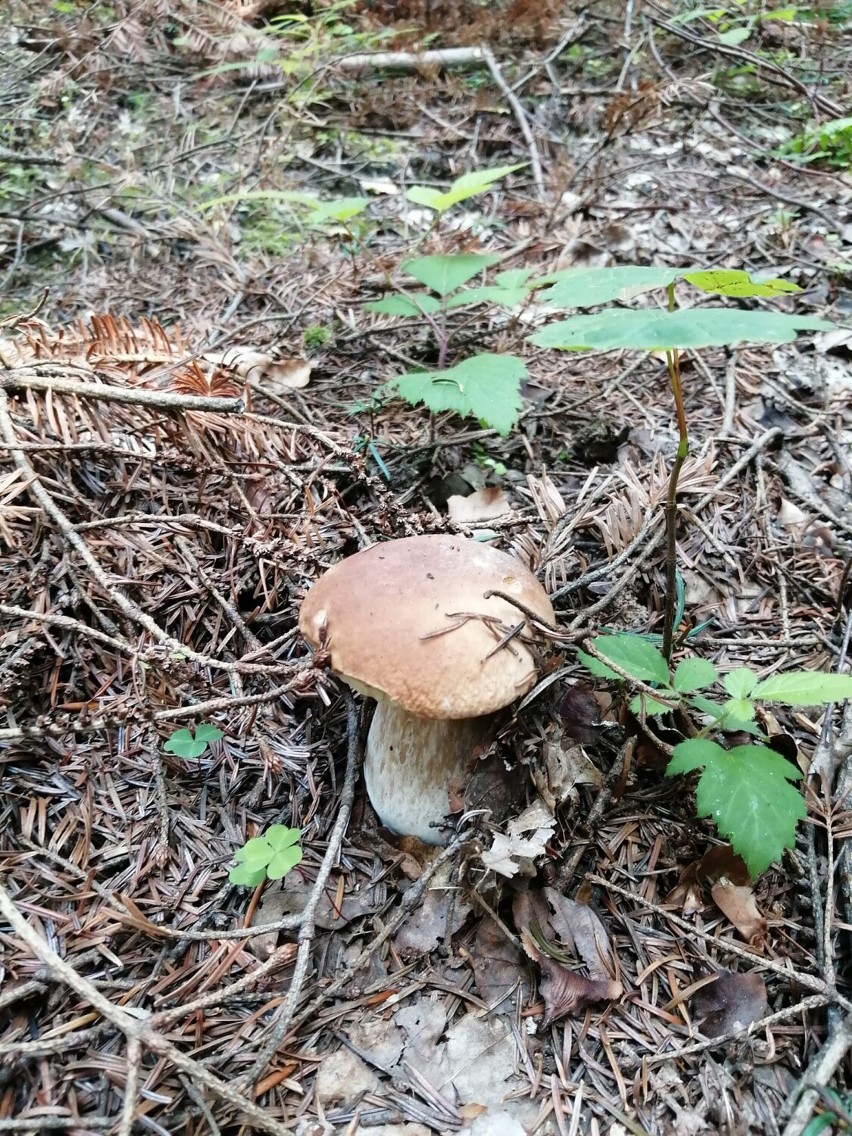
[229, 825, 303, 887]
[579, 633, 852, 876]
[366, 254, 531, 435]
[529, 264, 834, 655]
[163, 723, 223, 760]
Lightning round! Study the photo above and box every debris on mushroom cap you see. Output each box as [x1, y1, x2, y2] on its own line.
[299, 534, 555, 719]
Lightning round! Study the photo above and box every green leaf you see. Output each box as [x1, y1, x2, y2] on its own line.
[667, 740, 805, 877]
[494, 268, 534, 288]
[587, 634, 670, 685]
[576, 649, 619, 680]
[387, 353, 526, 435]
[267, 845, 304, 879]
[306, 196, 369, 225]
[228, 863, 268, 887]
[403, 253, 500, 296]
[266, 825, 302, 851]
[540, 266, 684, 309]
[405, 163, 525, 213]
[724, 667, 758, 698]
[445, 285, 529, 309]
[163, 724, 223, 759]
[236, 837, 275, 870]
[529, 308, 833, 351]
[365, 294, 441, 316]
[722, 697, 757, 723]
[751, 671, 852, 705]
[673, 657, 718, 693]
[629, 693, 671, 717]
[684, 269, 800, 298]
[717, 26, 751, 45]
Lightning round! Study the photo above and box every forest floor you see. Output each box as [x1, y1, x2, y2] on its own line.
[1, 2, 851, 1134]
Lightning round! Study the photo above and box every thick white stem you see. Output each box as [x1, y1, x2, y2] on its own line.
[363, 699, 491, 844]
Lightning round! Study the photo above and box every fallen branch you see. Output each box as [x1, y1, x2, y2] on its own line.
[0, 366, 245, 414]
[334, 46, 485, 72]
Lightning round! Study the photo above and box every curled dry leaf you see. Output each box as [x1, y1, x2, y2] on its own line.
[514, 888, 622, 1025]
[667, 843, 751, 918]
[711, 880, 767, 951]
[203, 348, 312, 389]
[447, 486, 510, 524]
[694, 968, 768, 1038]
[520, 931, 623, 1027]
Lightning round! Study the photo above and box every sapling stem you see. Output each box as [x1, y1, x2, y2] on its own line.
[662, 281, 690, 660]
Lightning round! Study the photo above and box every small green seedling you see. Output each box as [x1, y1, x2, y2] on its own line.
[163, 723, 223, 760]
[579, 633, 852, 876]
[405, 163, 525, 215]
[779, 115, 852, 170]
[229, 825, 303, 887]
[366, 254, 530, 434]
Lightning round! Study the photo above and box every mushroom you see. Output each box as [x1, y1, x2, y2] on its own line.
[298, 535, 555, 844]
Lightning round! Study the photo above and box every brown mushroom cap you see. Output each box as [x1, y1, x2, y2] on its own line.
[299, 534, 555, 719]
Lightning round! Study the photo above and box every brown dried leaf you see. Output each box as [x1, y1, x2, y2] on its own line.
[560, 682, 602, 745]
[447, 486, 510, 524]
[514, 888, 622, 1025]
[394, 861, 471, 955]
[533, 723, 602, 810]
[520, 930, 621, 1027]
[694, 968, 768, 1037]
[711, 880, 767, 950]
[468, 917, 530, 1015]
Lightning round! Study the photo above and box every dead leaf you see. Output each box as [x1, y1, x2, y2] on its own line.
[447, 487, 510, 524]
[203, 347, 311, 389]
[668, 844, 751, 916]
[560, 683, 602, 745]
[514, 888, 622, 1025]
[694, 968, 768, 1037]
[711, 880, 767, 950]
[247, 887, 291, 959]
[533, 723, 602, 810]
[480, 802, 555, 879]
[394, 860, 471, 954]
[269, 868, 376, 931]
[467, 917, 530, 1015]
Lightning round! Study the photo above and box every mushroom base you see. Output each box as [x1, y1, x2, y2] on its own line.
[363, 699, 491, 845]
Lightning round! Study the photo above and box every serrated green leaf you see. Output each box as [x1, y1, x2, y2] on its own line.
[673, 657, 718, 693]
[387, 353, 526, 435]
[589, 634, 670, 685]
[267, 845, 303, 879]
[576, 649, 619, 680]
[689, 695, 727, 721]
[365, 294, 441, 316]
[667, 740, 805, 876]
[684, 269, 800, 298]
[445, 285, 529, 309]
[724, 667, 758, 698]
[529, 309, 834, 351]
[540, 266, 684, 308]
[403, 254, 500, 296]
[723, 697, 757, 723]
[751, 671, 852, 705]
[228, 863, 268, 887]
[405, 164, 525, 213]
